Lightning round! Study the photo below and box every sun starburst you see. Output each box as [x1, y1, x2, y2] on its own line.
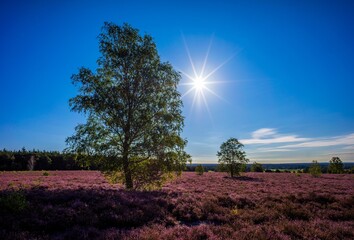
[180, 35, 233, 119]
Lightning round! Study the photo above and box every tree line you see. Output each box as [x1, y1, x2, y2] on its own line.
[1, 147, 352, 176]
[0, 148, 99, 171]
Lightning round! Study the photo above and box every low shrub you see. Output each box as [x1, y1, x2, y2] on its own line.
[195, 165, 204, 175]
[309, 160, 321, 177]
[0, 191, 28, 213]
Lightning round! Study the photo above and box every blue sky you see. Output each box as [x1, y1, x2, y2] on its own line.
[1, 0, 353, 163]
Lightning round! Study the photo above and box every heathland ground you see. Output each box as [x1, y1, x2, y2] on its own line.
[0, 171, 353, 239]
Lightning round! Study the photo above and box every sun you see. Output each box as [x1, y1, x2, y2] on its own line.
[193, 76, 205, 91]
[180, 35, 233, 117]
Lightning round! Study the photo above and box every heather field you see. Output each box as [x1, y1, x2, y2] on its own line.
[0, 171, 353, 240]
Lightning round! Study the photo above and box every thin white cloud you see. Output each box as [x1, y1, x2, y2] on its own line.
[243, 128, 354, 156]
[343, 145, 354, 150]
[278, 133, 354, 149]
[241, 128, 310, 144]
[251, 128, 276, 139]
[256, 148, 295, 152]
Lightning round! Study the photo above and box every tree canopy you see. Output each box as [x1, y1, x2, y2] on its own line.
[328, 157, 344, 174]
[217, 138, 248, 177]
[66, 22, 189, 189]
[195, 164, 205, 175]
[309, 160, 321, 177]
[250, 162, 264, 172]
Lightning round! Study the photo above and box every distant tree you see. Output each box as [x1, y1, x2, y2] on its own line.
[188, 158, 192, 166]
[328, 157, 344, 174]
[66, 22, 189, 189]
[217, 138, 249, 177]
[309, 160, 321, 177]
[250, 162, 264, 172]
[27, 155, 36, 171]
[195, 164, 204, 175]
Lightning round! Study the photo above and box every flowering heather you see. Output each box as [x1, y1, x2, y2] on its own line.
[0, 171, 353, 239]
[0, 171, 120, 190]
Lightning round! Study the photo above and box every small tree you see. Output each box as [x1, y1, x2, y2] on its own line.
[328, 157, 344, 174]
[187, 157, 193, 171]
[250, 162, 264, 172]
[217, 138, 248, 177]
[195, 164, 204, 175]
[309, 160, 321, 177]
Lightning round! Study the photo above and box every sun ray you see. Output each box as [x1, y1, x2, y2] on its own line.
[181, 87, 196, 98]
[182, 34, 198, 79]
[203, 86, 229, 103]
[200, 90, 214, 124]
[203, 53, 235, 80]
[190, 88, 199, 114]
[180, 79, 232, 86]
[179, 69, 196, 82]
[200, 34, 214, 77]
[180, 82, 197, 86]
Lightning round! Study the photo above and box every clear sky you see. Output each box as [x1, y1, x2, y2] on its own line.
[1, 0, 354, 163]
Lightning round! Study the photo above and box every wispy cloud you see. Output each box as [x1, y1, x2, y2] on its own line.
[343, 145, 354, 150]
[256, 148, 295, 152]
[278, 133, 354, 149]
[241, 128, 310, 144]
[243, 128, 354, 154]
[251, 128, 276, 139]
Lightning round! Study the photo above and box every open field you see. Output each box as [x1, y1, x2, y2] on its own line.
[0, 171, 353, 239]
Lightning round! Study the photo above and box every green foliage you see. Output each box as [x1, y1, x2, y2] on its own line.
[240, 163, 247, 173]
[104, 158, 180, 190]
[309, 160, 321, 177]
[0, 149, 89, 171]
[126, 157, 182, 190]
[217, 138, 249, 177]
[328, 157, 344, 174]
[104, 171, 124, 184]
[251, 162, 264, 172]
[188, 157, 192, 166]
[42, 171, 50, 176]
[66, 22, 188, 189]
[0, 191, 28, 213]
[195, 164, 205, 175]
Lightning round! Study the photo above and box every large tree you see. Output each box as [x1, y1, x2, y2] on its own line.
[217, 138, 248, 177]
[66, 22, 189, 189]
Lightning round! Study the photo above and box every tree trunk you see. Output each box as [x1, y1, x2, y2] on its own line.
[122, 154, 133, 189]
